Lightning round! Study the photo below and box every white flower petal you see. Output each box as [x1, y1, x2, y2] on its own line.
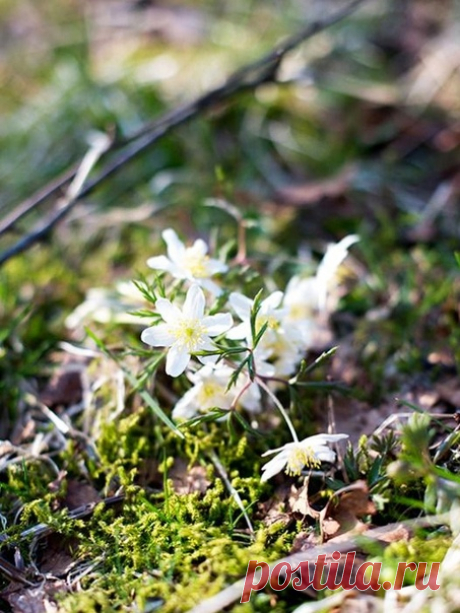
[261, 291, 284, 312]
[146, 255, 179, 275]
[202, 313, 233, 336]
[313, 447, 337, 463]
[183, 284, 205, 319]
[229, 292, 252, 320]
[262, 444, 295, 457]
[200, 278, 223, 296]
[300, 433, 348, 447]
[155, 298, 182, 324]
[197, 353, 219, 365]
[316, 235, 359, 309]
[226, 322, 249, 340]
[141, 324, 175, 347]
[261, 453, 289, 482]
[192, 238, 208, 256]
[172, 386, 200, 419]
[163, 228, 186, 262]
[207, 258, 228, 274]
[166, 344, 191, 377]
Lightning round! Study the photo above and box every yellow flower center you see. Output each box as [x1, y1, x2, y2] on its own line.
[169, 318, 207, 352]
[256, 314, 279, 335]
[285, 446, 320, 476]
[183, 246, 210, 278]
[289, 303, 312, 321]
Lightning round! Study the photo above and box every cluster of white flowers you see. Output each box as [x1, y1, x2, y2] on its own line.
[138, 228, 355, 479]
[67, 226, 355, 480]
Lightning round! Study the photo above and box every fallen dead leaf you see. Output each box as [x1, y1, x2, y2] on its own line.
[257, 483, 293, 528]
[169, 459, 210, 495]
[321, 481, 376, 541]
[275, 165, 355, 207]
[288, 480, 321, 520]
[1, 580, 67, 613]
[435, 377, 460, 408]
[40, 367, 83, 407]
[63, 480, 101, 511]
[37, 535, 78, 577]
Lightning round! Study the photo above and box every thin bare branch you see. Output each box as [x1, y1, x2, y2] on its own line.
[0, 0, 368, 266]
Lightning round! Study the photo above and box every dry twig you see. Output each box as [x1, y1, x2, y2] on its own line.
[0, 0, 368, 266]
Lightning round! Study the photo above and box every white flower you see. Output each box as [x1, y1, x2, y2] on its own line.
[65, 282, 147, 329]
[316, 234, 359, 310]
[147, 229, 228, 295]
[227, 291, 306, 378]
[172, 363, 261, 420]
[260, 433, 348, 482]
[285, 235, 359, 317]
[227, 291, 287, 344]
[140, 284, 233, 377]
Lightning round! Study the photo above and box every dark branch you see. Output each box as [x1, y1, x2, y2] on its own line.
[0, 0, 367, 266]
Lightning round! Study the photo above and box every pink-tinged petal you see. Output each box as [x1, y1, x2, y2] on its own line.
[226, 322, 249, 340]
[166, 345, 190, 377]
[163, 229, 186, 262]
[141, 324, 175, 347]
[261, 291, 284, 312]
[155, 298, 182, 324]
[229, 292, 252, 320]
[202, 313, 233, 336]
[183, 284, 205, 319]
[192, 238, 208, 256]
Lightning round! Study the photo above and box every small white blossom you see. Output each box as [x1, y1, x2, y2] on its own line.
[227, 291, 287, 343]
[285, 234, 359, 317]
[147, 228, 228, 295]
[228, 291, 306, 378]
[316, 234, 359, 310]
[172, 363, 261, 420]
[65, 282, 147, 329]
[141, 284, 232, 377]
[261, 433, 348, 482]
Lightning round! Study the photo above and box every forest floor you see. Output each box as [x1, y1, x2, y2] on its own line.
[1, 1, 460, 612]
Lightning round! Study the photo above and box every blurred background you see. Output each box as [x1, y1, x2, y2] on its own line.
[0, 0, 459, 402]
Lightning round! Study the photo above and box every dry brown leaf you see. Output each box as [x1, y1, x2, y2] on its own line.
[290, 531, 321, 554]
[288, 480, 321, 520]
[258, 483, 293, 527]
[275, 165, 355, 207]
[38, 535, 78, 577]
[321, 481, 376, 541]
[435, 377, 460, 408]
[40, 368, 83, 407]
[169, 459, 210, 495]
[64, 480, 101, 511]
[1, 580, 67, 613]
